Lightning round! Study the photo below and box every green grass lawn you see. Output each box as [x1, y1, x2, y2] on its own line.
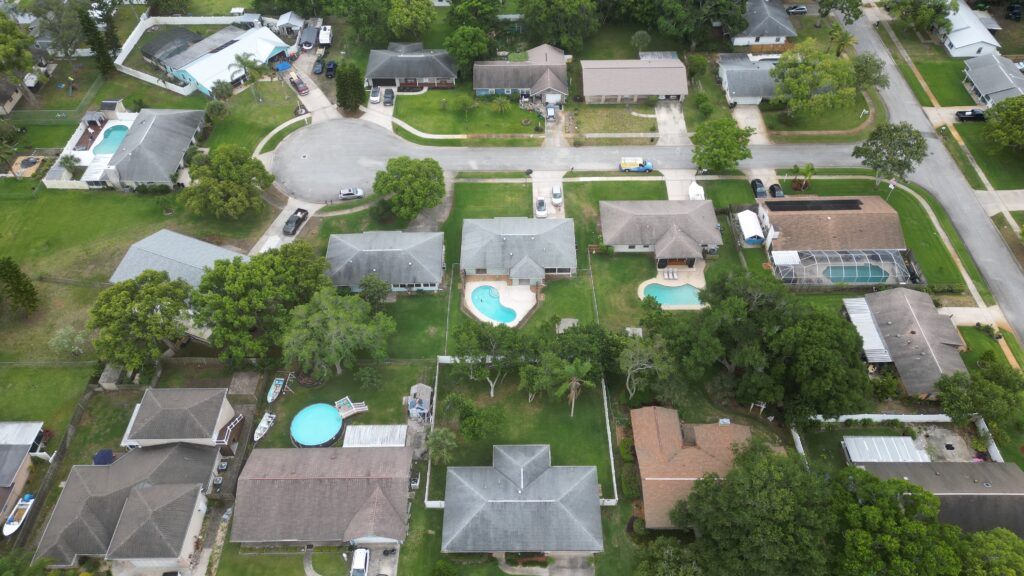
[21, 60, 102, 111]
[958, 326, 1024, 470]
[12, 124, 76, 150]
[577, 23, 679, 59]
[681, 62, 731, 131]
[191, 0, 250, 15]
[563, 180, 668, 261]
[568, 103, 658, 134]
[384, 291, 451, 358]
[421, 6, 453, 49]
[939, 125, 985, 190]
[260, 119, 309, 153]
[992, 213, 1024, 271]
[959, 326, 1019, 371]
[0, 366, 91, 443]
[216, 543, 346, 576]
[394, 85, 539, 135]
[529, 276, 596, 330]
[428, 366, 614, 500]
[761, 91, 869, 132]
[591, 253, 657, 332]
[306, 207, 407, 254]
[801, 427, 903, 471]
[92, 73, 208, 110]
[915, 60, 974, 106]
[875, 24, 931, 107]
[441, 183, 532, 265]
[957, 123, 1024, 191]
[205, 81, 301, 152]
[258, 362, 430, 448]
[158, 363, 236, 389]
[701, 179, 755, 210]
[113, 4, 147, 43]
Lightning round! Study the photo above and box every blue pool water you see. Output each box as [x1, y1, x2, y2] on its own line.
[643, 283, 702, 306]
[92, 125, 129, 154]
[471, 285, 517, 324]
[823, 264, 889, 284]
[290, 403, 343, 447]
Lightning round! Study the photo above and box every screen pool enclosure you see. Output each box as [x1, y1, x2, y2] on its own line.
[771, 249, 915, 286]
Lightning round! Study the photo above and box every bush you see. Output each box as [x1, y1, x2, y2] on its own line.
[872, 372, 901, 401]
[462, 404, 505, 440]
[133, 183, 172, 195]
[687, 54, 708, 79]
[632, 517, 647, 537]
[369, 200, 393, 222]
[622, 462, 642, 499]
[693, 92, 713, 118]
[619, 437, 635, 462]
[356, 366, 381, 389]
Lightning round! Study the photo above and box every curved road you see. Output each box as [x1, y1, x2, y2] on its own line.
[271, 17, 1024, 338]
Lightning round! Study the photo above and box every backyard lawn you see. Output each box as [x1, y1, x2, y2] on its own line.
[591, 253, 658, 332]
[957, 123, 1024, 190]
[528, 276, 596, 330]
[257, 362, 431, 448]
[0, 366, 91, 442]
[577, 23, 679, 59]
[681, 62, 731, 130]
[441, 183, 533, 265]
[205, 81, 301, 152]
[569, 103, 658, 134]
[393, 85, 539, 135]
[384, 291, 452, 359]
[19, 60, 102, 111]
[563, 180, 668, 261]
[13, 124, 76, 150]
[90, 72, 208, 110]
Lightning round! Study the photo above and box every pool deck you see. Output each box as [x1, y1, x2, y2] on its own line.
[464, 280, 536, 327]
[637, 260, 707, 311]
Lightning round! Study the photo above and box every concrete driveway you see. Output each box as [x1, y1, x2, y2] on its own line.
[531, 170, 565, 218]
[655, 101, 689, 146]
[731, 104, 770, 145]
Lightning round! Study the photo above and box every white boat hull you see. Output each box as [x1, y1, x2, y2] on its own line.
[3, 497, 33, 537]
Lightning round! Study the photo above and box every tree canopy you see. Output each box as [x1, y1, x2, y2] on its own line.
[656, 0, 746, 50]
[445, 26, 493, 76]
[852, 53, 890, 91]
[0, 257, 39, 316]
[853, 122, 928, 184]
[332, 0, 389, 45]
[936, 352, 1024, 444]
[520, 0, 600, 52]
[448, 0, 499, 30]
[771, 40, 857, 115]
[388, 0, 435, 40]
[691, 117, 755, 173]
[372, 156, 446, 221]
[818, 0, 863, 24]
[180, 144, 274, 219]
[450, 322, 529, 397]
[882, 0, 956, 32]
[29, 0, 83, 57]
[986, 95, 1024, 151]
[335, 61, 365, 112]
[0, 13, 38, 105]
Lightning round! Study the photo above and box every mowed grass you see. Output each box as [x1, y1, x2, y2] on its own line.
[21, 60, 102, 111]
[577, 23, 679, 59]
[761, 91, 870, 132]
[12, 124, 77, 150]
[569, 103, 658, 134]
[260, 119, 309, 153]
[393, 85, 539, 135]
[216, 543, 346, 576]
[205, 81, 301, 153]
[384, 291, 451, 359]
[257, 362, 431, 448]
[563, 180, 668, 261]
[939, 125, 985, 190]
[702, 179, 755, 210]
[591, 253, 657, 332]
[0, 366, 92, 444]
[441, 183, 532, 265]
[305, 207, 407, 254]
[957, 123, 1024, 191]
[682, 60, 731, 130]
[528, 277, 596, 330]
[959, 326, 1020, 370]
[915, 60, 974, 106]
[92, 73, 208, 110]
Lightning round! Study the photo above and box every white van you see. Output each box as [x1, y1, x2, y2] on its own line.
[318, 25, 332, 47]
[350, 548, 369, 576]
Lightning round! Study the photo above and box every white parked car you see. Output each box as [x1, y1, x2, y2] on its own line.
[535, 198, 547, 218]
[550, 185, 563, 207]
[369, 86, 381, 104]
[350, 548, 368, 576]
[339, 188, 365, 201]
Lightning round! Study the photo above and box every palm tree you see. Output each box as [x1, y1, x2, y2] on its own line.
[828, 22, 857, 57]
[229, 53, 269, 103]
[556, 358, 594, 418]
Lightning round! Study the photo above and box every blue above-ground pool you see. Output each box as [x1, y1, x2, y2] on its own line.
[92, 125, 129, 154]
[290, 403, 343, 447]
[471, 285, 517, 324]
[643, 283, 702, 306]
[823, 264, 889, 284]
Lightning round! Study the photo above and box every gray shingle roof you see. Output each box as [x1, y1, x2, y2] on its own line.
[740, 0, 796, 38]
[719, 54, 777, 99]
[965, 53, 1024, 104]
[108, 109, 205, 185]
[232, 447, 413, 544]
[581, 59, 687, 98]
[365, 43, 456, 81]
[599, 200, 721, 259]
[126, 388, 228, 442]
[326, 231, 444, 288]
[460, 218, 576, 280]
[864, 288, 967, 396]
[442, 445, 603, 553]
[106, 483, 202, 559]
[162, 26, 247, 70]
[109, 229, 246, 287]
[35, 443, 218, 567]
[141, 27, 203, 64]
[0, 422, 42, 486]
[474, 45, 568, 95]
[864, 462, 1024, 536]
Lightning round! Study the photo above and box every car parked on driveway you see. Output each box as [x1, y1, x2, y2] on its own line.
[955, 109, 985, 122]
[768, 183, 785, 198]
[751, 179, 767, 198]
[313, 59, 324, 75]
[339, 188, 365, 201]
[369, 86, 381, 104]
[289, 72, 309, 96]
[383, 88, 395, 106]
[325, 61, 337, 78]
[786, 5, 807, 14]
[546, 104, 556, 120]
[283, 208, 309, 236]
[535, 198, 547, 218]
[551, 185, 563, 207]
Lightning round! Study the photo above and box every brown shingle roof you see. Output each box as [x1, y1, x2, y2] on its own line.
[581, 59, 687, 98]
[760, 196, 906, 251]
[630, 407, 750, 529]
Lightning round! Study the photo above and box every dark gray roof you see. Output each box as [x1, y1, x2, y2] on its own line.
[108, 108, 205, 185]
[162, 26, 247, 70]
[719, 54, 777, 99]
[442, 445, 603, 553]
[106, 483, 203, 559]
[864, 288, 967, 396]
[35, 443, 218, 567]
[232, 447, 413, 544]
[740, 0, 796, 38]
[474, 44, 567, 94]
[600, 200, 721, 259]
[109, 229, 246, 287]
[126, 388, 229, 442]
[460, 218, 576, 280]
[0, 422, 42, 486]
[326, 231, 444, 288]
[965, 53, 1024, 104]
[141, 27, 203, 64]
[365, 43, 456, 80]
[0, 78, 19, 104]
[864, 462, 1024, 536]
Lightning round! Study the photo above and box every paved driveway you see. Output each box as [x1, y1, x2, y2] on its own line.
[731, 104, 770, 145]
[654, 101, 689, 146]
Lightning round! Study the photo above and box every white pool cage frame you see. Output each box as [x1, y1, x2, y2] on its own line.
[770, 249, 913, 285]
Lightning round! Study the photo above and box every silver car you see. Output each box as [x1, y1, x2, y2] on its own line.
[339, 188, 365, 201]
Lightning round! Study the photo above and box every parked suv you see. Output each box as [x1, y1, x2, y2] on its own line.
[383, 88, 395, 106]
[535, 198, 547, 218]
[551, 185, 563, 207]
[325, 61, 337, 78]
[350, 548, 369, 576]
[955, 109, 986, 122]
[339, 188, 365, 201]
[768, 183, 785, 198]
[751, 179, 767, 198]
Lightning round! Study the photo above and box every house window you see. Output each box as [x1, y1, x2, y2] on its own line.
[775, 37, 780, 42]
[755, 37, 761, 42]
[475, 268, 487, 274]
[976, 47, 983, 54]
[947, 41, 954, 49]
[628, 245, 636, 249]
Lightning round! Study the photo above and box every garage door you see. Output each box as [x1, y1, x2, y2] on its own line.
[372, 78, 397, 87]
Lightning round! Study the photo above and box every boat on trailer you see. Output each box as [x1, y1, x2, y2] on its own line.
[267, 377, 285, 403]
[3, 494, 34, 537]
[254, 412, 276, 442]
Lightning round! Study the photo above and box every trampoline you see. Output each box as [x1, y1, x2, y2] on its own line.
[290, 403, 343, 447]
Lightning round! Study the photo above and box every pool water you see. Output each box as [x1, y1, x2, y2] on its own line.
[290, 403, 343, 447]
[823, 264, 889, 284]
[643, 283, 702, 306]
[92, 125, 129, 154]
[471, 285, 517, 324]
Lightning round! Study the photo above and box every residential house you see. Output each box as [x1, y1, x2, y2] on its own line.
[140, 27, 205, 68]
[580, 59, 687, 103]
[34, 443, 220, 575]
[365, 42, 457, 89]
[757, 196, 916, 285]
[0, 422, 45, 519]
[942, 0, 1001, 57]
[0, 78, 23, 116]
[326, 231, 444, 292]
[110, 229, 246, 287]
[963, 53, 1024, 106]
[844, 288, 966, 396]
[733, 0, 796, 47]
[718, 54, 778, 105]
[630, 407, 750, 529]
[442, 445, 603, 553]
[599, 200, 721, 266]
[460, 217, 576, 286]
[864, 462, 1024, 536]
[121, 388, 241, 455]
[231, 447, 414, 546]
[474, 44, 569, 103]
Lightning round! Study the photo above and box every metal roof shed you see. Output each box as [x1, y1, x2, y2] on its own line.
[843, 436, 930, 463]
[843, 297, 893, 363]
[342, 425, 408, 448]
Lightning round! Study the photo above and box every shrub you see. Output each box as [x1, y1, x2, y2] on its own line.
[687, 54, 708, 79]
[619, 437, 635, 462]
[872, 372, 901, 401]
[134, 184, 172, 195]
[356, 366, 381, 389]
[189, 152, 210, 169]
[693, 92, 713, 118]
[432, 559, 457, 576]
[369, 200, 393, 222]
[632, 517, 647, 537]
[622, 462, 642, 499]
